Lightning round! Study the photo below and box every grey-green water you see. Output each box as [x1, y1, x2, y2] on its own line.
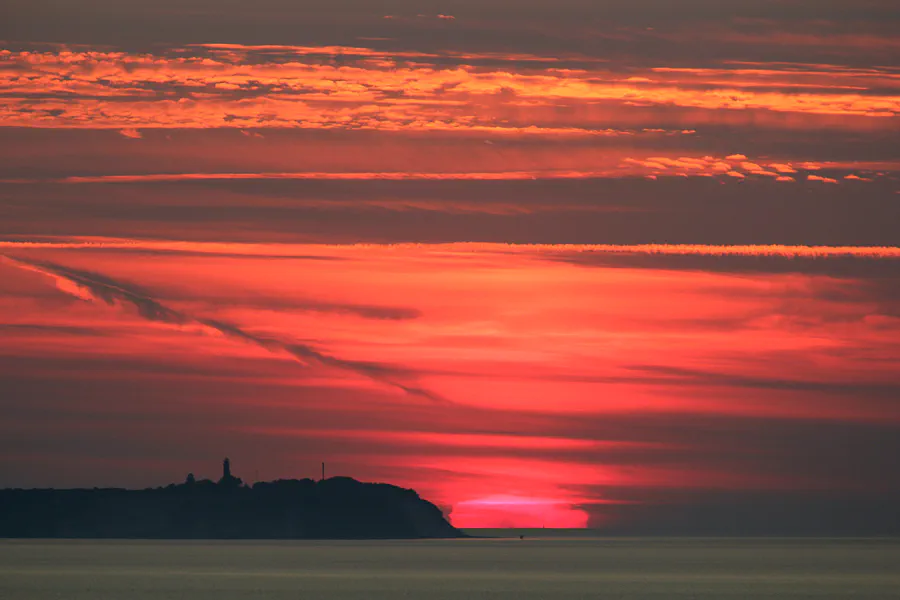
[1, 538, 898, 599]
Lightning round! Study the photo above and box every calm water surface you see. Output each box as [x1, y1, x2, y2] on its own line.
[1, 537, 898, 599]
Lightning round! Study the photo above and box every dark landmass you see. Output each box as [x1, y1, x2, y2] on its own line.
[0, 459, 463, 539]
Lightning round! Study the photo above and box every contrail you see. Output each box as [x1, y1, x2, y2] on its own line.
[1, 255, 448, 404]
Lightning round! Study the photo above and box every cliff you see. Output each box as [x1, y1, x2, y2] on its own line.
[0, 476, 463, 539]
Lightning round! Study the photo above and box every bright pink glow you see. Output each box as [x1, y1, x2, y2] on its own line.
[451, 496, 589, 528]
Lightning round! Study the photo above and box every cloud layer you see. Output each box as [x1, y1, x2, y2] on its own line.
[1, 45, 897, 133]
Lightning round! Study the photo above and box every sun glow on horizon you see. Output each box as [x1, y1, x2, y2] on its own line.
[449, 495, 590, 529]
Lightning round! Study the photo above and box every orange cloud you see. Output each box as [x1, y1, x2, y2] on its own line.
[618, 155, 888, 182]
[808, 174, 839, 184]
[1, 152, 891, 186]
[1, 46, 897, 134]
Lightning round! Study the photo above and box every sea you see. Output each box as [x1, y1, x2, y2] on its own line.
[1, 533, 898, 599]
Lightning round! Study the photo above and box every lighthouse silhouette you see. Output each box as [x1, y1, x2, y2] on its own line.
[218, 457, 242, 488]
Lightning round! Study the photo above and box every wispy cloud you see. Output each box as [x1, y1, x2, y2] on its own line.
[0, 255, 447, 403]
[2, 237, 899, 259]
[2, 155, 893, 185]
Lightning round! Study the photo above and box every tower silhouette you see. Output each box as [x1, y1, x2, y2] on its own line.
[218, 457, 242, 488]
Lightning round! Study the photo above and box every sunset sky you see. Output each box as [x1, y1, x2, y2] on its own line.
[1, 0, 898, 533]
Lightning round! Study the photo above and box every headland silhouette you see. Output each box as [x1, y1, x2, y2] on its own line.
[0, 459, 463, 539]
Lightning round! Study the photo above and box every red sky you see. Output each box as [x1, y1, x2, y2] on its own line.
[1, 0, 898, 533]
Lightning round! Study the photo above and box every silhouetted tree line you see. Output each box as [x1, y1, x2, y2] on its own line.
[0, 460, 462, 539]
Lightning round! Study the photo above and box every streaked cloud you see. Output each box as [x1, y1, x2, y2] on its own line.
[0, 254, 445, 403]
[2, 236, 898, 259]
[2, 156, 894, 185]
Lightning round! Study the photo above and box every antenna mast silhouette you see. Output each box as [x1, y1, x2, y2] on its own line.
[321, 462, 325, 481]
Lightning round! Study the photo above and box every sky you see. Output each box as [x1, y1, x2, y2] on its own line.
[0, 0, 898, 533]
